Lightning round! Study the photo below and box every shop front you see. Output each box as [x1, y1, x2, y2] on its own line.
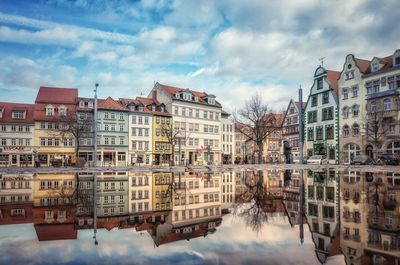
[0, 146, 35, 167]
[100, 148, 127, 167]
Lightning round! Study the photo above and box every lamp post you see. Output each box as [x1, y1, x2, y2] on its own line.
[93, 83, 98, 246]
[298, 85, 304, 244]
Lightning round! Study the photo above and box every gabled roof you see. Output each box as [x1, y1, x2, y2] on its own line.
[354, 58, 370, 73]
[35, 87, 78, 104]
[326, 70, 341, 95]
[155, 82, 222, 107]
[98, 97, 128, 111]
[0, 102, 35, 123]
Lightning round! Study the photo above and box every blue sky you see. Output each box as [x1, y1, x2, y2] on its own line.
[0, 0, 398, 111]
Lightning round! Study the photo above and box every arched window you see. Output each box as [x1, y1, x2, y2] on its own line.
[342, 107, 349, 119]
[352, 104, 359, 117]
[352, 123, 359, 136]
[384, 98, 392, 111]
[46, 105, 54, 116]
[343, 125, 349, 137]
[342, 88, 349, 99]
[387, 141, 400, 156]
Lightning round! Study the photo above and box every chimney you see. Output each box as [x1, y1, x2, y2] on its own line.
[152, 90, 157, 100]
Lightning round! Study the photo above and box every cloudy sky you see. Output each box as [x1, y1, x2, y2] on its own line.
[0, 0, 398, 111]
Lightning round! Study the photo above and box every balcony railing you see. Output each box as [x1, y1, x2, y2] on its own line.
[366, 89, 400, 100]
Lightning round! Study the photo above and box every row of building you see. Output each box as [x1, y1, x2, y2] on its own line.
[0, 83, 236, 167]
[280, 49, 400, 164]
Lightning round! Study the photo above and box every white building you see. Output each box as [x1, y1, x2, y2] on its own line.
[0, 103, 35, 167]
[120, 98, 153, 166]
[150, 83, 223, 165]
[221, 111, 235, 164]
[221, 171, 235, 210]
[128, 172, 152, 214]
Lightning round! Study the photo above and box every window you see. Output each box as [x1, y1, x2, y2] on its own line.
[59, 107, 67, 116]
[352, 124, 359, 136]
[307, 111, 317, 123]
[342, 88, 348, 99]
[144, 116, 149, 124]
[388, 121, 396, 134]
[370, 101, 377, 112]
[316, 126, 323, 140]
[343, 125, 349, 137]
[371, 62, 379, 72]
[322, 206, 335, 219]
[104, 112, 109, 119]
[352, 105, 359, 117]
[317, 78, 323, 89]
[384, 98, 392, 111]
[395, 56, 400, 66]
[322, 107, 333, 121]
[12, 111, 25, 119]
[322, 92, 329, 104]
[174, 107, 178, 115]
[352, 86, 358, 97]
[119, 113, 124, 120]
[326, 126, 334, 139]
[46, 106, 54, 116]
[388, 76, 396, 90]
[307, 128, 314, 141]
[311, 95, 318, 107]
[132, 115, 136, 124]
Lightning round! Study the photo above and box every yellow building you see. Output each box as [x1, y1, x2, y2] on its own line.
[152, 172, 172, 211]
[153, 113, 172, 166]
[34, 87, 78, 166]
[33, 173, 76, 207]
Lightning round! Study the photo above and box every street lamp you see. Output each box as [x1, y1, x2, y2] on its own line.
[93, 83, 98, 246]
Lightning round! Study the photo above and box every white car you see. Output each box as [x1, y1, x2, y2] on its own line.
[307, 155, 328, 165]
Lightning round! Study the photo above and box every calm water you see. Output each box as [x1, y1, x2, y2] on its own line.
[0, 169, 398, 265]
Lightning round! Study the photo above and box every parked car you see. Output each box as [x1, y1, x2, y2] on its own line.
[350, 155, 374, 165]
[376, 153, 400, 165]
[307, 155, 328, 165]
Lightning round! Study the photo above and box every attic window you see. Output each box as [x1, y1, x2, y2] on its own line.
[88, 101, 93, 108]
[151, 105, 156, 111]
[12, 111, 25, 119]
[395, 56, 400, 66]
[175, 93, 180, 99]
[59, 106, 67, 116]
[46, 105, 54, 116]
[129, 105, 135, 111]
[161, 105, 165, 112]
[138, 106, 144, 112]
[371, 62, 379, 72]
[317, 78, 323, 90]
[208, 98, 215, 105]
[194, 97, 199, 102]
[79, 101, 84, 108]
[0, 109, 3, 118]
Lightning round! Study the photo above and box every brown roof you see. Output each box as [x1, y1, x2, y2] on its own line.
[326, 70, 341, 95]
[354, 58, 370, 73]
[119, 97, 171, 117]
[0, 102, 35, 124]
[156, 82, 222, 107]
[295, 101, 306, 111]
[34, 224, 77, 241]
[35, 87, 78, 104]
[274, 113, 285, 127]
[33, 102, 77, 121]
[98, 97, 128, 111]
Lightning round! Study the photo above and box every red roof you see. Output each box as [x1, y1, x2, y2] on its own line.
[354, 58, 370, 73]
[119, 97, 171, 117]
[0, 102, 35, 123]
[34, 224, 77, 241]
[326, 70, 341, 95]
[156, 82, 221, 107]
[98, 97, 128, 111]
[35, 87, 78, 104]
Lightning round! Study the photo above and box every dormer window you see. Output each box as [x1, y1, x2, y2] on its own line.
[175, 93, 180, 99]
[161, 105, 165, 112]
[138, 106, 144, 112]
[46, 105, 54, 116]
[0, 109, 3, 118]
[88, 101, 93, 108]
[372, 62, 379, 72]
[12, 110, 25, 119]
[129, 105, 135, 111]
[395, 56, 400, 66]
[151, 104, 156, 111]
[59, 106, 67, 116]
[79, 101, 84, 108]
[194, 96, 199, 102]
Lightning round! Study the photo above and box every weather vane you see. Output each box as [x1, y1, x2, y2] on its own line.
[319, 57, 325, 67]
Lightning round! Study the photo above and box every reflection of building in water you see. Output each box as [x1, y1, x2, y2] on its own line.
[0, 173, 34, 224]
[32, 173, 77, 241]
[283, 170, 301, 226]
[148, 171, 222, 246]
[340, 171, 370, 265]
[306, 170, 339, 264]
[172, 172, 221, 225]
[152, 172, 172, 211]
[221, 171, 235, 210]
[264, 169, 284, 198]
[365, 172, 400, 265]
[129, 172, 152, 214]
[96, 172, 129, 217]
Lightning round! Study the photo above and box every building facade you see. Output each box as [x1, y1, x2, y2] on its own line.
[33, 87, 78, 166]
[96, 97, 129, 167]
[221, 111, 235, 164]
[304, 67, 340, 164]
[282, 100, 305, 162]
[150, 83, 222, 165]
[0, 103, 35, 167]
[76, 98, 95, 166]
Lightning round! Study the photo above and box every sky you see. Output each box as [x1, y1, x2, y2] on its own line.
[0, 0, 399, 112]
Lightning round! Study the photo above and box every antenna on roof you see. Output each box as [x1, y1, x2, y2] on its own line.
[319, 57, 325, 67]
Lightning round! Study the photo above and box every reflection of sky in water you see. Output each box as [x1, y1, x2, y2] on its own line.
[0, 213, 320, 265]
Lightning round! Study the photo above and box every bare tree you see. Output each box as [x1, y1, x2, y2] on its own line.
[160, 122, 191, 166]
[234, 93, 279, 164]
[365, 108, 390, 158]
[52, 111, 93, 161]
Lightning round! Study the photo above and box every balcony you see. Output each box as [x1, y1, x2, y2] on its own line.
[366, 89, 400, 100]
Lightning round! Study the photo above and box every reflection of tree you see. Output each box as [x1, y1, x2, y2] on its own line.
[233, 170, 283, 232]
